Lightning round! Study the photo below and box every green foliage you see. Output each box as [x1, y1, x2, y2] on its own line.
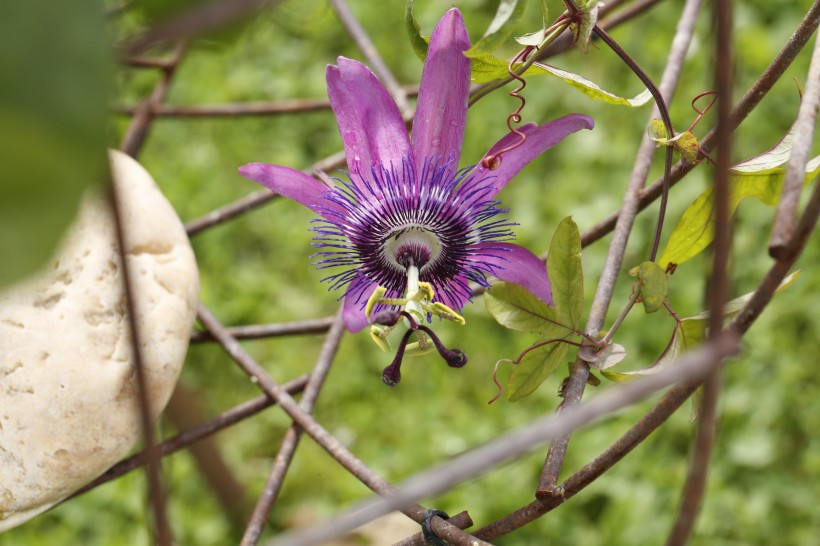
[629, 261, 668, 314]
[465, 0, 527, 58]
[0, 0, 109, 287]
[471, 54, 652, 107]
[658, 125, 820, 269]
[647, 119, 700, 163]
[486, 217, 583, 401]
[404, 0, 428, 60]
[603, 272, 800, 382]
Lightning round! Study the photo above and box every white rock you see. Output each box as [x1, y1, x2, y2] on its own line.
[0, 150, 199, 531]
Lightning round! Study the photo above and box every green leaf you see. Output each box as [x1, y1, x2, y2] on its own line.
[470, 55, 652, 107]
[629, 261, 668, 313]
[647, 119, 700, 162]
[484, 282, 563, 334]
[602, 272, 800, 382]
[0, 0, 109, 288]
[657, 154, 820, 269]
[548, 216, 584, 330]
[465, 0, 527, 58]
[405, 0, 428, 60]
[508, 339, 570, 401]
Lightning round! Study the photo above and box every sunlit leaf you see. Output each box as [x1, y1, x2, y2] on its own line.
[658, 121, 820, 269]
[629, 261, 668, 313]
[549, 216, 584, 330]
[465, 0, 526, 58]
[470, 54, 652, 107]
[647, 120, 699, 162]
[508, 338, 570, 401]
[0, 0, 109, 288]
[405, 0, 428, 60]
[485, 282, 563, 334]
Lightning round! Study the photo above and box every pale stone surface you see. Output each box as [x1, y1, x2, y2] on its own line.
[0, 150, 199, 531]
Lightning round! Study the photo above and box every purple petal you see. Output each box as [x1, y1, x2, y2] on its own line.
[436, 275, 472, 311]
[238, 163, 345, 221]
[411, 8, 470, 172]
[327, 58, 411, 176]
[470, 242, 553, 306]
[342, 273, 378, 332]
[473, 114, 594, 199]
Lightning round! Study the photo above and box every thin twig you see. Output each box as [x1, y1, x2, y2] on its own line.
[120, 41, 186, 158]
[69, 375, 309, 497]
[581, 0, 820, 248]
[240, 308, 346, 546]
[769, 32, 820, 256]
[538, 0, 701, 497]
[267, 335, 740, 546]
[109, 181, 172, 545]
[666, 1, 733, 540]
[197, 303, 484, 546]
[190, 316, 334, 343]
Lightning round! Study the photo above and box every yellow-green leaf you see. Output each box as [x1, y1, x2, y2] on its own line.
[470, 54, 652, 107]
[629, 261, 668, 313]
[405, 0, 428, 61]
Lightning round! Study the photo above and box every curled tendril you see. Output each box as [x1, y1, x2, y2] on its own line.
[688, 91, 718, 132]
[481, 46, 535, 170]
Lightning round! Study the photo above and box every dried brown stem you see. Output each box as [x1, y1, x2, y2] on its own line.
[269, 335, 740, 546]
[581, 0, 820, 248]
[538, 0, 702, 498]
[769, 33, 820, 256]
[240, 308, 346, 545]
[197, 303, 483, 546]
[190, 316, 334, 343]
[69, 375, 310, 497]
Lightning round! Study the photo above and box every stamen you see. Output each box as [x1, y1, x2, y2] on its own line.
[382, 328, 415, 386]
[417, 324, 469, 368]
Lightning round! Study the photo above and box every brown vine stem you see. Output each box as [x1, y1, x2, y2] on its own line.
[109, 179, 172, 546]
[329, 0, 412, 118]
[111, 39, 188, 546]
[666, 1, 733, 542]
[196, 303, 483, 546]
[537, 0, 700, 498]
[120, 41, 186, 157]
[190, 316, 335, 343]
[270, 335, 740, 546]
[241, 308, 346, 545]
[581, 0, 820, 248]
[769, 32, 820, 256]
[68, 375, 310, 497]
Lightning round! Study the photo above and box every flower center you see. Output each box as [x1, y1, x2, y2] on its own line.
[383, 226, 441, 271]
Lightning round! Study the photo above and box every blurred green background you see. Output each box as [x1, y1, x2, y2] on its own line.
[2, 0, 819, 544]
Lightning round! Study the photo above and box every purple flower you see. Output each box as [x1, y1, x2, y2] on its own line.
[239, 8, 593, 333]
